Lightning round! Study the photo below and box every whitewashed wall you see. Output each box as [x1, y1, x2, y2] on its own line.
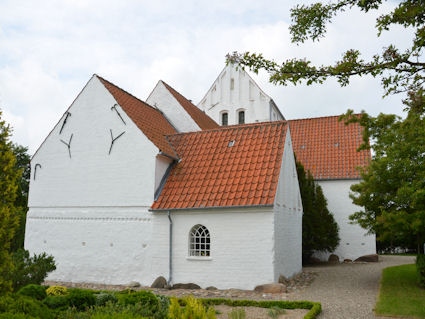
[273, 129, 303, 280]
[315, 180, 376, 261]
[147, 81, 200, 133]
[29, 76, 159, 207]
[167, 209, 275, 290]
[198, 65, 284, 125]
[26, 75, 166, 285]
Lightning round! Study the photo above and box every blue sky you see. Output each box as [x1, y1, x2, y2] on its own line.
[0, 0, 413, 153]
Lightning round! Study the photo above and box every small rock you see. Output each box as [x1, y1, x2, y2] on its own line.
[127, 281, 140, 288]
[172, 283, 201, 290]
[151, 276, 167, 289]
[254, 283, 287, 293]
[278, 275, 287, 284]
[206, 286, 217, 290]
[344, 259, 353, 263]
[354, 254, 379, 262]
[328, 254, 340, 263]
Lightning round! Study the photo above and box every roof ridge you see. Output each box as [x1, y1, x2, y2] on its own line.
[288, 113, 362, 122]
[95, 74, 160, 112]
[167, 121, 286, 137]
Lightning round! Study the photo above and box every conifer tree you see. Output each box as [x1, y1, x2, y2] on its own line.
[297, 161, 339, 262]
[0, 109, 20, 294]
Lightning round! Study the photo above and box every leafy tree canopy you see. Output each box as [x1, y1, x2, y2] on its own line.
[227, 0, 424, 96]
[342, 90, 425, 252]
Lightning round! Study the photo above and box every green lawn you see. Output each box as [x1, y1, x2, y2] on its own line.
[375, 264, 425, 318]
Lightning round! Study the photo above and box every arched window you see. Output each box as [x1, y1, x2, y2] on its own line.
[221, 112, 228, 126]
[238, 110, 245, 124]
[189, 224, 210, 257]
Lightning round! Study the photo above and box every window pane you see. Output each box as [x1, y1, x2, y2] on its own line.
[238, 111, 245, 124]
[222, 113, 228, 126]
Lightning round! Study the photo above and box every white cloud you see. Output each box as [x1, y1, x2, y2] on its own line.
[0, 0, 414, 153]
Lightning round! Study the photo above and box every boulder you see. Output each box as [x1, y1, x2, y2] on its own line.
[151, 276, 167, 289]
[354, 254, 379, 262]
[127, 281, 140, 288]
[254, 283, 287, 294]
[328, 254, 340, 263]
[172, 283, 201, 290]
[206, 286, 218, 290]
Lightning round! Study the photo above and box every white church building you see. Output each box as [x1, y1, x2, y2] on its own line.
[25, 65, 375, 290]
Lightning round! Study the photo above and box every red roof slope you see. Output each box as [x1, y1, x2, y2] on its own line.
[97, 76, 178, 158]
[288, 115, 370, 180]
[151, 122, 288, 210]
[162, 81, 220, 130]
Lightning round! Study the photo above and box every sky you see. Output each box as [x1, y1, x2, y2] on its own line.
[0, 0, 413, 154]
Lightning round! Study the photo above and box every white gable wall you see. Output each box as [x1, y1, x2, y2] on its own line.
[146, 81, 200, 133]
[167, 208, 275, 290]
[315, 180, 376, 261]
[198, 65, 284, 126]
[273, 129, 302, 280]
[25, 75, 164, 286]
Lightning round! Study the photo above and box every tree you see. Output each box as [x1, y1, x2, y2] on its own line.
[9, 144, 30, 252]
[297, 161, 340, 262]
[343, 90, 425, 252]
[227, 0, 424, 97]
[0, 109, 21, 294]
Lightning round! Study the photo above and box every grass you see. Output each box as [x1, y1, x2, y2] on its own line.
[375, 264, 425, 318]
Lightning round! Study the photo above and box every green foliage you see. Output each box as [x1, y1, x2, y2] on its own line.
[168, 296, 216, 319]
[0, 109, 21, 294]
[416, 254, 425, 288]
[296, 161, 340, 262]
[342, 91, 425, 252]
[9, 144, 30, 253]
[227, 0, 425, 97]
[0, 313, 36, 319]
[267, 306, 286, 319]
[9, 249, 56, 291]
[67, 289, 96, 311]
[95, 293, 118, 306]
[17, 284, 47, 301]
[46, 285, 67, 296]
[376, 264, 425, 318]
[117, 290, 161, 318]
[228, 308, 245, 319]
[0, 294, 53, 319]
[43, 295, 70, 310]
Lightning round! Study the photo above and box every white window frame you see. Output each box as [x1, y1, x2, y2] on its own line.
[188, 224, 211, 257]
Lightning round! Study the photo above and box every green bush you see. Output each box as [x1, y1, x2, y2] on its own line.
[46, 285, 68, 296]
[168, 296, 216, 319]
[118, 290, 158, 307]
[0, 313, 36, 319]
[0, 294, 53, 319]
[416, 254, 425, 288]
[43, 295, 70, 310]
[156, 295, 170, 319]
[17, 284, 47, 301]
[95, 293, 118, 306]
[8, 249, 56, 291]
[66, 289, 96, 311]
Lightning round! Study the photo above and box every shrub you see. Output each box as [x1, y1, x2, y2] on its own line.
[17, 284, 47, 300]
[168, 296, 216, 319]
[416, 254, 425, 288]
[117, 290, 160, 317]
[9, 249, 56, 291]
[95, 293, 118, 306]
[43, 295, 70, 310]
[66, 289, 96, 311]
[46, 285, 68, 296]
[0, 314, 36, 319]
[0, 294, 53, 319]
[156, 295, 170, 319]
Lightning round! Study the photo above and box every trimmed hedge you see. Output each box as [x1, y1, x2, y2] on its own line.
[181, 298, 321, 319]
[17, 284, 47, 300]
[416, 254, 425, 288]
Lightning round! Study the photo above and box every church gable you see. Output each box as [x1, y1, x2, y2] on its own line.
[151, 122, 288, 210]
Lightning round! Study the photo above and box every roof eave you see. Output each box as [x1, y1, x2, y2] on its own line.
[149, 204, 274, 212]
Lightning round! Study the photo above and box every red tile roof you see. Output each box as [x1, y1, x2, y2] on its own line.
[151, 122, 288, 210]
[97, 76, 178, 158]
[161, 81, 220, 130]
[288, 115, 371, 180]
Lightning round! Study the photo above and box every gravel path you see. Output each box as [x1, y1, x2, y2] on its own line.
[288, 255, 416, 319]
